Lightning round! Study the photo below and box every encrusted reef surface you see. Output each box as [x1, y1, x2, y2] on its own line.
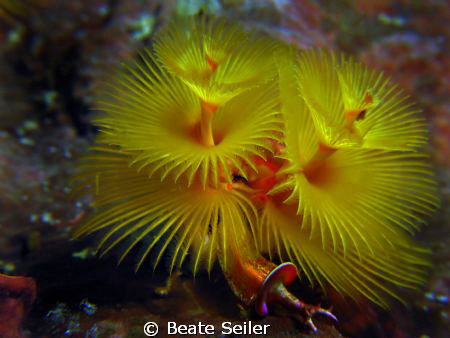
[0, 0, 448, 337]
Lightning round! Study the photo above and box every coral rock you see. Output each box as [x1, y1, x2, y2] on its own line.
[0, 274, 37, 338]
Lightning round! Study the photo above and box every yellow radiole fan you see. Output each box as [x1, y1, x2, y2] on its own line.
[71, 16, 440, 332]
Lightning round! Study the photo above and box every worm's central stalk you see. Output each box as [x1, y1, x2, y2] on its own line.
[220, 244, 337, 332]
[303, 143, 336, 181]
[200, 101, 218, 147]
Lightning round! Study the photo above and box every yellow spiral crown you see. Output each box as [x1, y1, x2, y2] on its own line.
[72, 17, 440, 308]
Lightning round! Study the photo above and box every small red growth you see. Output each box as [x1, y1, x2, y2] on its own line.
[0, 274, 36, 338]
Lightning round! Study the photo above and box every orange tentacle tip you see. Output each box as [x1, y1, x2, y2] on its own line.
[206, 54, 218, 72]
[255, 262, 337, 332]
[256, 262, 298, 316]
[201, 100, 219, 114]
